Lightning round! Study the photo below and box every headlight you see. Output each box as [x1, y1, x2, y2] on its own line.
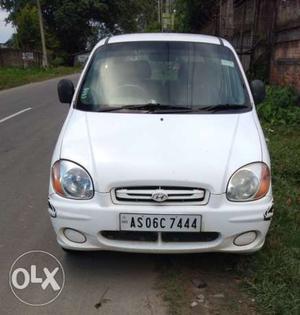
[227, 162, 271, 201]
[52, 160, 94, 199]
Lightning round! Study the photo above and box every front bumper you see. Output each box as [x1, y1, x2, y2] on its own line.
[48, 192, 273, 253]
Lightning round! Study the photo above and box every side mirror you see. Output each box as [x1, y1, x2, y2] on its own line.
[250, 80, 266, 104]
[57, 79, 74, 104]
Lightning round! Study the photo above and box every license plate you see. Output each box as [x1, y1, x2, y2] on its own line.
[119, 214, 201, 232]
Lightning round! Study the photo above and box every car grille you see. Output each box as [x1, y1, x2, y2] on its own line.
[101, 231, 219, 243]
[112, 186, 208, 205]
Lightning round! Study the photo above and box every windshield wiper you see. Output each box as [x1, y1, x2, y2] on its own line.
[96, 103, 250, 113]
[97, 103, 193, 113]
[195, 104, 250, 112]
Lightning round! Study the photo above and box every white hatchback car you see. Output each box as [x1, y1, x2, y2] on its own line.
[49, 33, 273, 253]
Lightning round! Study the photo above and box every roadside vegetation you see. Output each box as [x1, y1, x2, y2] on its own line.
[241, 86, 300, 315]
[159, 86, 300, 315]
[0, 67, 80, 90]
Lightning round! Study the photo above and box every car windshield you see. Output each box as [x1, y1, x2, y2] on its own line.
[77, 41, 250, 112]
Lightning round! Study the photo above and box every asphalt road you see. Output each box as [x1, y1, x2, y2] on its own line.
[0, 76, 167, 315]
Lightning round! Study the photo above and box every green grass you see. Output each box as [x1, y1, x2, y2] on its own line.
[157, 125, 300, 315]
[241, 123, 300, 315]
[0, 66, 80, 90]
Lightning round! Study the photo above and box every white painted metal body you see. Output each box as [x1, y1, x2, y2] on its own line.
[49, 33, 272, 253]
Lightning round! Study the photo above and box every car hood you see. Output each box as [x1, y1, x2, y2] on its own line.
[60, 110, 262, 193]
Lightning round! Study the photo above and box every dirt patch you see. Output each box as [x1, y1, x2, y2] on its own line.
[188, 271, 256, 315]
[157, 253, 258, 315]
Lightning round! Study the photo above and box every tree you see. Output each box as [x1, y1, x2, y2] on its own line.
[0, 0, 158, 62]
[174, 0, 218, 33]
[15, 4, 40, 50]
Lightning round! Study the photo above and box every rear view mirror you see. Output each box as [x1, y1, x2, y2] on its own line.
[57, 79, 74, 104]
[250, 80, 266, 104]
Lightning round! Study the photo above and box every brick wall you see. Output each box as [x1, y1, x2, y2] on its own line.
[200, 0, 300, 92]
[270, 41, 300, 91]
[270, 0, 300, 91]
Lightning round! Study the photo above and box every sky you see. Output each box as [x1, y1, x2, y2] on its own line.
[0, 9, 15, 43]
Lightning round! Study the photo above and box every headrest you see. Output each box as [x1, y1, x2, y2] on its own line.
[178, 61, 220, 80]
[178, 63, 189, 79]
[122, 60, 151, 80]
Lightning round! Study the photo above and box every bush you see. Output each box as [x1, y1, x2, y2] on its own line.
[51, 56, 65, 67]
[257, 86, 300, 126]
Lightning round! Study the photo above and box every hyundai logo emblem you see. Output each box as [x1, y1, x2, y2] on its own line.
[151, 190, 168, 202]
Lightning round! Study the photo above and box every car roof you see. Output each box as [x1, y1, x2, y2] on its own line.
[94, 33, 225, 49]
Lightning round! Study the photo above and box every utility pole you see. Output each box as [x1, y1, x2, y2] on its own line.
[37, 0, 48, 68]
[219, 0, 222, 36]
[158, 0, 161, 31]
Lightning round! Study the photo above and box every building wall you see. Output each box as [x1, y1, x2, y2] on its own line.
[0, 49, 42, 67]
[270, 0, 300, 91]
[200, 0, 300, 92]
[271, 41, 300, 90]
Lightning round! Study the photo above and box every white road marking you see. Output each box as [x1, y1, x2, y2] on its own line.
[0, 107, 32, 124]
